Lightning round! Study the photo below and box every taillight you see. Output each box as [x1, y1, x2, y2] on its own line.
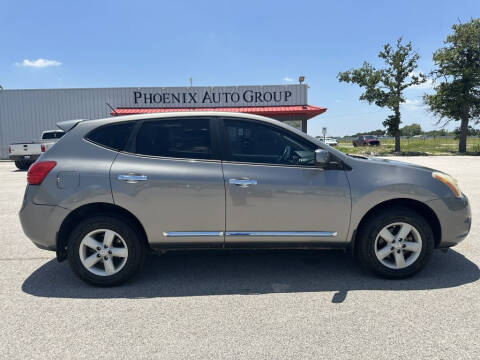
[27, 161, 56, 185]
[8, 146, 11, 154]
[41, 144, 46, 152]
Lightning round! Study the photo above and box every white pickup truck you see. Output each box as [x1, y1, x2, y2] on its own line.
[9, 130, 65, 170]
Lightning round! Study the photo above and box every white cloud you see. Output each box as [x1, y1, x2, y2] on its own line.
[283, 77, 294, 83]
[402, 98, 426, 111]
[17, 58, 62, 68]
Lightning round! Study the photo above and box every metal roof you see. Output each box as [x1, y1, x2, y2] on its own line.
[111, 105, 327, 120]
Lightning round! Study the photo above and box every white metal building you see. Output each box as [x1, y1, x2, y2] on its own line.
[0, 84, 326, 159]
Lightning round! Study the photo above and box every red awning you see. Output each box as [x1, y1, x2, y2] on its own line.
[111, 105, 326, 120]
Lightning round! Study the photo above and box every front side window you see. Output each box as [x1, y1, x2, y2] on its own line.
[86, 122, 135, 151]
[135, 118, 213, 159]
[224, 119, 317, 166]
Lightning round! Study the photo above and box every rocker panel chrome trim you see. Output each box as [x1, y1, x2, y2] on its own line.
[163, 231, 224, 237]
[225, 231, 337, 237]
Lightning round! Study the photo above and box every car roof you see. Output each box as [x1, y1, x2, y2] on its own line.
[78, 111, 312, 138]
[86, 111, 283, 125]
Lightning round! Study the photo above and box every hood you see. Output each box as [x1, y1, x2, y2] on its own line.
[349, 155, 436, 173]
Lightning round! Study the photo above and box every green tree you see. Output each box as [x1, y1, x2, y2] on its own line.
[424, 129, 450, 138]
[400, 123, 422, 137]
[351, 129, 386, 137]
[454, 125, 480, 138]
[424, 19, 480, 153]
[338, 38, 426, 151]
[366, 129, 386, 136]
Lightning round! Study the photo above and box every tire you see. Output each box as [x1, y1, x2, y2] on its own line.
[356, 207, 434, 279]
[67, 215, 146, 286]
[15, 160, 31, 170]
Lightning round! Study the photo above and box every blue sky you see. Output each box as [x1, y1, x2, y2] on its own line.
[1, 0, 479, 136]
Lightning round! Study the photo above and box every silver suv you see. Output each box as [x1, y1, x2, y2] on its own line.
[20, 112, 471, 286]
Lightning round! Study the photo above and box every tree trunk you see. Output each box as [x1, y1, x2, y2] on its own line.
[394, 107, 401, 152]
[394, 129, 401, 152]
[458, 117, 469, 153]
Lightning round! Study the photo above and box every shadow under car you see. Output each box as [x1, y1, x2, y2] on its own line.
[22, 249, 479, 303]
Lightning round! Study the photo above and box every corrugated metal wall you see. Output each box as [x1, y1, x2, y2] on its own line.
[0, 85, 307, 159]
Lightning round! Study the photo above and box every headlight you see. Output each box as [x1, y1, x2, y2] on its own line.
[432, 172, 462, 198]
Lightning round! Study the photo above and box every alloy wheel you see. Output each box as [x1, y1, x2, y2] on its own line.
[374, 222, 422, 269]
[79, 229, 128, 276]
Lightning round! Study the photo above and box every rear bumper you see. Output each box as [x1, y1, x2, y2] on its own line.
[19, 195, 69, 251]
[9, 154, 39, 161]
[426, 195, 472, 248]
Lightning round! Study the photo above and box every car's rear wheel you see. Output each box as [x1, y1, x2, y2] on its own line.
[356, 208, 434, 278]
[67, 215, 146, 286]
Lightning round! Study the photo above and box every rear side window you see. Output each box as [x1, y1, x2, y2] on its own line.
[86, 122, 135, 151]
[134, 118, 212, 159]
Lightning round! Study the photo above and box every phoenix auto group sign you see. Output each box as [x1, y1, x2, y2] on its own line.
[129, 85, 305, 107]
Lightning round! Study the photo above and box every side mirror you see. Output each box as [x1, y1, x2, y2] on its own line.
[315, 149, 330, 166]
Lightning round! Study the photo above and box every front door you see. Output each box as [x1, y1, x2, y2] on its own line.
[110, 117, 225, 247]
[220, 118, 351, 245]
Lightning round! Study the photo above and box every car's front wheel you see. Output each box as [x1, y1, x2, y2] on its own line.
[356, 208, 434, 278]
[67, 215, 146, 286]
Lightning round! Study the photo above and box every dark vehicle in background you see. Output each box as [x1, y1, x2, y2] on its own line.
[352, 135, 380, 147]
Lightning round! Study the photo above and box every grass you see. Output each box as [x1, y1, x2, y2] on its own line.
[335, 137, 480, 156]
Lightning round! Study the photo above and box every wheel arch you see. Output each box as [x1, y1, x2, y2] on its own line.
[349, 198, 441, 255]
[56, 202, 150, 261]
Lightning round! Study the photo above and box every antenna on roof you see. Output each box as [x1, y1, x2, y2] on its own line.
[106, 102, 119, 116]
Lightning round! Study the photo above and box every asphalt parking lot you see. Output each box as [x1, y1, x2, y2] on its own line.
[1, 157, 479, 359]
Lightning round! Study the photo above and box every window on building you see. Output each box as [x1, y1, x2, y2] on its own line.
[135, 118, 213, 159]
[224, 119, 316, 166]
[283, 120, 303, 131]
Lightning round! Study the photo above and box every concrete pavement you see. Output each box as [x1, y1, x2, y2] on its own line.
[1, 157, 479, 359]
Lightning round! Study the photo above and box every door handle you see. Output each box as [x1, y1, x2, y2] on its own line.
[228, 178, 257, 187]
[117, 174, 148, 182]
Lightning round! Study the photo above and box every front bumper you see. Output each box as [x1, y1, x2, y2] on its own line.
[426, 194, 472, 248]
[19, 195, 69, 251]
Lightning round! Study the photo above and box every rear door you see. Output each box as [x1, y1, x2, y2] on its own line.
[110, 117, 225, 248]
[219, 117, 351, 246]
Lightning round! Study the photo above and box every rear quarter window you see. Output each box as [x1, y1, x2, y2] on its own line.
[86, 122, 135, 151]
